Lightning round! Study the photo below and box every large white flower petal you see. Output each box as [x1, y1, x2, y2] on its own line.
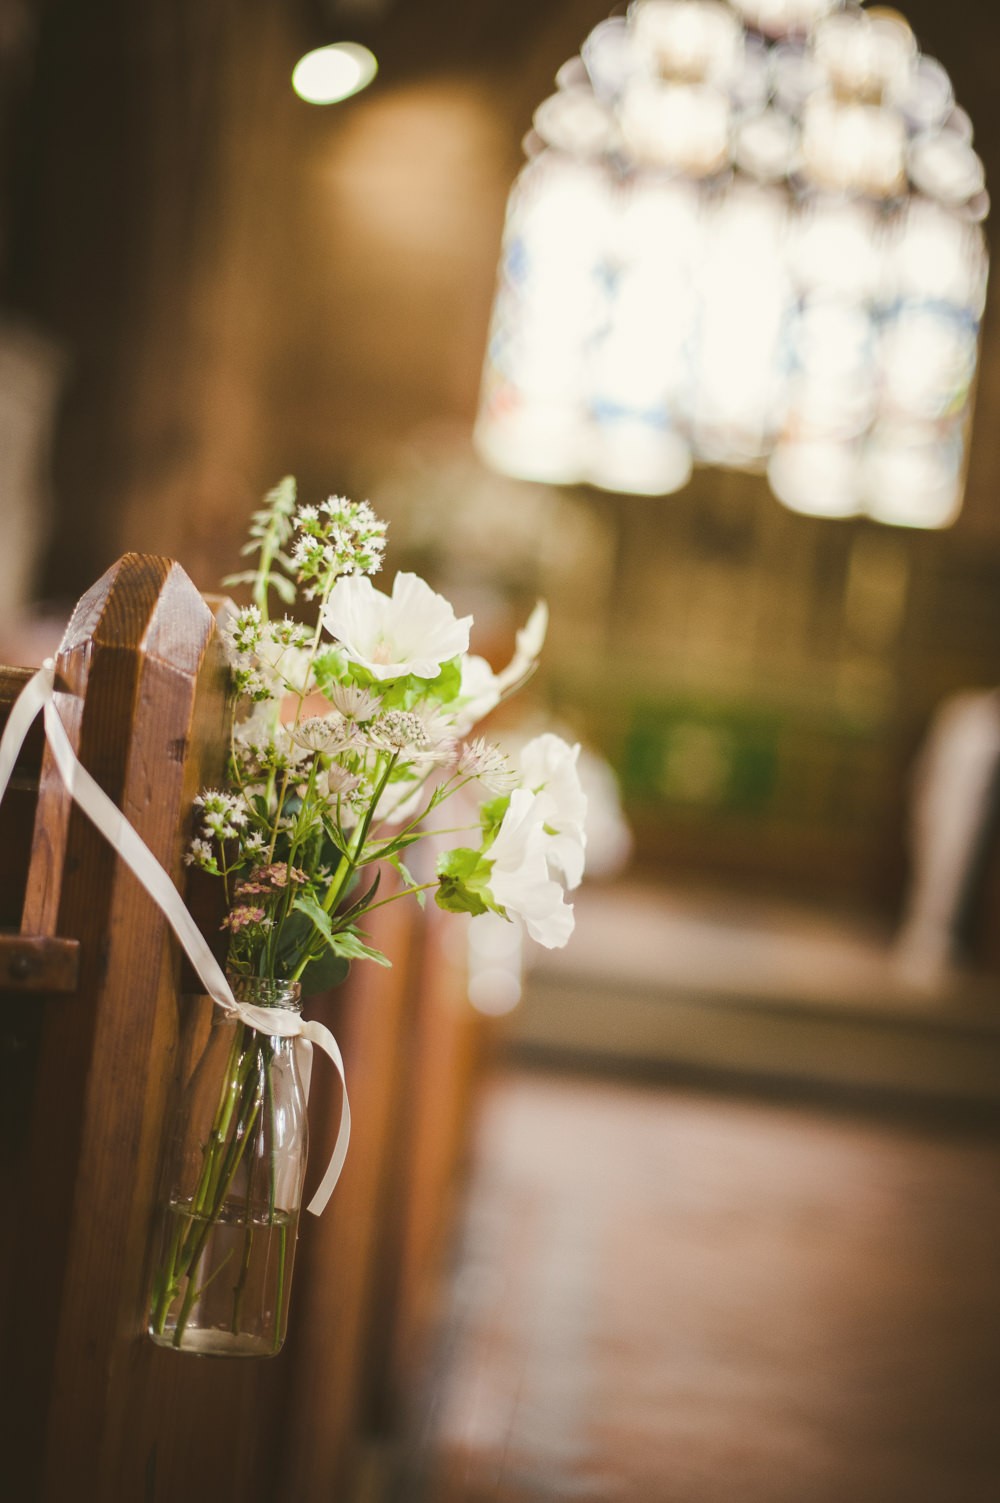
[518, 733, 588, 889]
[486, 789, 575, 949]
[322, 571, 472, 681]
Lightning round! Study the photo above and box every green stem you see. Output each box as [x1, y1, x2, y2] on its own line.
[346, 881, 437, 919]
[170, 1084, 264, 1346]
[273, 1222, 289, 1355]
[325, 752, 399, 911]
[149, 1019, 251, 1334]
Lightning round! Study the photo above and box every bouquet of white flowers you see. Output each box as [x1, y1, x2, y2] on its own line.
[148, 477, 585, 1354]
[187, 475, 586, 978]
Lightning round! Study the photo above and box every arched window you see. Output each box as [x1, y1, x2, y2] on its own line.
[476, 1, 988, 528]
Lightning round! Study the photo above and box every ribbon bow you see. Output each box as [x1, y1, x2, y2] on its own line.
[0, 660, 349, 1215]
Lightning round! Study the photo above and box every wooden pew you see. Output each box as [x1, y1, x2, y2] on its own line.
[0, 552, 480, 1502]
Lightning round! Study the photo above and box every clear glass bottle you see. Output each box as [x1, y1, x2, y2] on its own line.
[147, 977, 309, 1357]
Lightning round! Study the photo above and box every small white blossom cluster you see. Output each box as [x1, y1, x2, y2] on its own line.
[194, 790, 246, 840]
[189, 481, 585, 984]
[291, 496, 387, 598]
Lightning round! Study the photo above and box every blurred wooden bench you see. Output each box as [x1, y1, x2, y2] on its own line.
[0, 553, 482, 1501]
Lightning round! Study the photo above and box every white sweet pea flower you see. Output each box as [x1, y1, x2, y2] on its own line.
[486, 788, 575, 949]
[518, 733, 587, 890]
[321, 572, 472, 682]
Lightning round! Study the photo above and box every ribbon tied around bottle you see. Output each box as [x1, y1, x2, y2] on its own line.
[0, 659, 350, 1216]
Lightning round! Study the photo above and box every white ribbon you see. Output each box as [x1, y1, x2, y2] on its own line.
[0, 660, 350, 1216]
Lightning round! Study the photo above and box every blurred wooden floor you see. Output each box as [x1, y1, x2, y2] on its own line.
[387, 1068, 1000, 1503]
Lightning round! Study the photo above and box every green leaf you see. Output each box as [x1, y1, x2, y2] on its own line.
[312, 647, 348, 693]
[335, 870, 381, 925]
[328, 928, 392, 966]
[435, 845, 496, 917]
[270, 574, 297, 604]
[293, 892, 335, 946]
[418, 656, 462, 704]
[293, 891, 390, 968]
[388, 854, 424, 906]
[435, 883, 488, 917]
[479, 793, 511, 844]
[320, 816, 351, 863]
[362, 830, 421, 864]
[297, 949, 350, 996]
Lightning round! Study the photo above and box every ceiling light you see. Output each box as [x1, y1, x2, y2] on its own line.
[291, 42, 378, 105]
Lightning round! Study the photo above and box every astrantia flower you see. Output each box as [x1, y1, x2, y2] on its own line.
[321, 764, 362, 800]
[321, 572, 472, 682]
[330, 684, 382, 722]
[459, 738, 516, 793]
[368, 709, 426, 752]
[290, 714, 355, 754]
[411, 705, 459, 766]
[518, 733, 587, 889]
[485, 788, 575, 949]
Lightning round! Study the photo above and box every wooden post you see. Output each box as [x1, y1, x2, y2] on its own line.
[0, 554, 232, 1501]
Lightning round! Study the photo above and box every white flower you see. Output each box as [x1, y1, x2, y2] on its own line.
[368, 710, 426, 752]
[330, 684, 382, 722]
[195, 790, 247, 841]
[486, 789, 575, 949]
[290, 714, 354, 753]
[321, 764, 363, 805]
[518, 733, 587, 890]
[459, 738, 515, 793]
[321, 572, 472, 682]
[411, 705, 459, 765]
[184, 837, 216, 868]
[271, 724, 311, 767]
[224, 604, 263, 659]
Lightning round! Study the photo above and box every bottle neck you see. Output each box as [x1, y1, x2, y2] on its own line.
[226, 972, 303, 1015]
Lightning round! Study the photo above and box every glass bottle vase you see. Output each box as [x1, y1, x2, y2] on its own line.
[147, 976, 309, 1357]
